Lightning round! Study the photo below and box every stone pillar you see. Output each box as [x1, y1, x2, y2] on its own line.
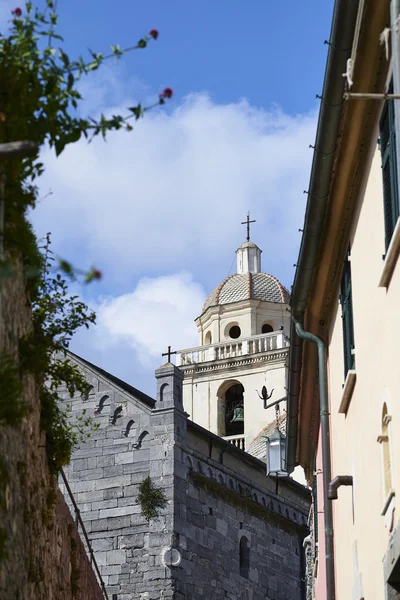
[146, 363, 188, 597]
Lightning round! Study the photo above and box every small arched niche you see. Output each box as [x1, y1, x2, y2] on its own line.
[261, 323, 273, 334]
[95, 394, 110, 415]
[205, 331, 212, 345]
[160, 382, 169, 403]
[124, 419, 135, 437]
[133, 430, 149, 450]
[81, 385, 94, 401]
[111, 405, 123, 425]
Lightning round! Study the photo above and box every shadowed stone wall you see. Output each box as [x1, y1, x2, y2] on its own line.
[0, 262, 103, 599]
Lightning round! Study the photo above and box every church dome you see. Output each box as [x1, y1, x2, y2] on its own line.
[202, 272, 290, 313]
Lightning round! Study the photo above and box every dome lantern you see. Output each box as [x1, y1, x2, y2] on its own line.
[236, 241, 262, 274]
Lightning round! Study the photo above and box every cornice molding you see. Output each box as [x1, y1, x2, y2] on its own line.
[180, 348, 288, 378]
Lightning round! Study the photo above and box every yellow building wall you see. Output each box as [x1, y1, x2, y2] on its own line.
[327, 130, 400, 599]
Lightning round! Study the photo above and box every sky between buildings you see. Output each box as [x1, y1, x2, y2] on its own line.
[4, 0, 334, 395]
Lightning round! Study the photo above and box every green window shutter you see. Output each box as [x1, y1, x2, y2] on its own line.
[340, 252, 355, 378]
[380, 85, 400, 251]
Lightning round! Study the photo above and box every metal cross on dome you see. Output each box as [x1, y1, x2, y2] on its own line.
[241, 212, 256, 242]
[162, 345, 177, 363]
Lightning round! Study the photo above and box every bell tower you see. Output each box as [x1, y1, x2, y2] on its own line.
[175, 219, 291, 456]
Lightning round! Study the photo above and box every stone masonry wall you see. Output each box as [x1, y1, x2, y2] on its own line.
[60, 358, 177, 599]
[0, 261, 103, 599]
[171, 423, 309, 600]
[63, 357, 310, 600]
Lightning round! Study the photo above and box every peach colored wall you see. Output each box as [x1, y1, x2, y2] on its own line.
[324, 128, 400, 598]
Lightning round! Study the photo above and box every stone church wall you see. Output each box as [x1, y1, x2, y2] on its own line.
[172, 425, 308, 600]
[62, 357, 310, 600]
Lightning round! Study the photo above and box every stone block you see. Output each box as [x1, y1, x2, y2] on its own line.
[107, 549, 126, 565]
[119, 533, 145, 549]
[91, 499, 118, 511]
[100, 505, 140, 519]
[104, 487, 123, 500]
[97, 455, 115, 467]
[91, 537, 115, 552]
[115, 452, 134, 465]
[96, 475, 131, 490]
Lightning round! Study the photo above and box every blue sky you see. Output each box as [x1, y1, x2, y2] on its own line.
[6, 0, 334, 395]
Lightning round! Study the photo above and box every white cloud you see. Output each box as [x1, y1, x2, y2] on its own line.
[29, 73, 317, 390]
[93, 271, 205, 366]
[32, 91, 316, 290]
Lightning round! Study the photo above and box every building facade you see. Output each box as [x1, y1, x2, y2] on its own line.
[286, 0, 400, 598]
[61, 352, 310, 599]
[176, 237, 291, 454]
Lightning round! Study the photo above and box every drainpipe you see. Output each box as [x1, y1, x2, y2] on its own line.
[328, 475, 353, 500]
[293, 320, 335, 600]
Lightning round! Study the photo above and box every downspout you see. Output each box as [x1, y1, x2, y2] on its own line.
[328, 475, 353, 500]
[294, 320, 335, 600]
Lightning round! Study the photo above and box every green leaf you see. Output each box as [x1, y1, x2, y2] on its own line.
[137, 39, 147, 48]
[67, 72, 74, 90]
[129, 104, 142, 120]
[54, 139, 65, 156]
[59, 50, 70, 68]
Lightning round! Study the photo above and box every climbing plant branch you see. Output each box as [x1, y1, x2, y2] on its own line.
[0, 1, 173, 471]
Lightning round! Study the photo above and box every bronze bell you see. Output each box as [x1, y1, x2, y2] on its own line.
[230, 406, 244, 423]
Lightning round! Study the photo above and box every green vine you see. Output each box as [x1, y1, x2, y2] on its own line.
[0, 2, 172, 473]
[137, 476, 167, 522]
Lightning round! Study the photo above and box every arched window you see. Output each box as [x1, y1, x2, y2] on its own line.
[94, 394, 110, 415]
[225, 383, 244, 437]
[262, 323, 273, 334]
[239, 536, 250, 578]
[379, 404, 393, 498]
[205, 331, 212, 345]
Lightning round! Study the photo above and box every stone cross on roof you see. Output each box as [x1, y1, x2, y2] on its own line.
[162, 345, 177, 363]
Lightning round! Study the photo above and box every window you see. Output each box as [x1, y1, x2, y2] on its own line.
[262, 323, 273, 334]
[380, 81, 400, 251]
[205, 331, 212, 344]
[239, 536, 250, 578]
[225, 383, 244, 437]
[340, 250, 355, 378]
[229, 325, 241, 339]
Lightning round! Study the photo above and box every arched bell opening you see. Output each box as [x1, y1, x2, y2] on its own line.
[224, 383, 245, 437]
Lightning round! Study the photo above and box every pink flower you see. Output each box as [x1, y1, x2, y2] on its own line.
[93, 269, 102, 280]
[160, 87, 173, 99]
[149, 29, 159, 40]
[12, 7, 22, 16]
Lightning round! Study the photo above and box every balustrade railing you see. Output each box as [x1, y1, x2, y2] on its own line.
[223, 434, 246, 451]
[176, 331, 288, 366]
